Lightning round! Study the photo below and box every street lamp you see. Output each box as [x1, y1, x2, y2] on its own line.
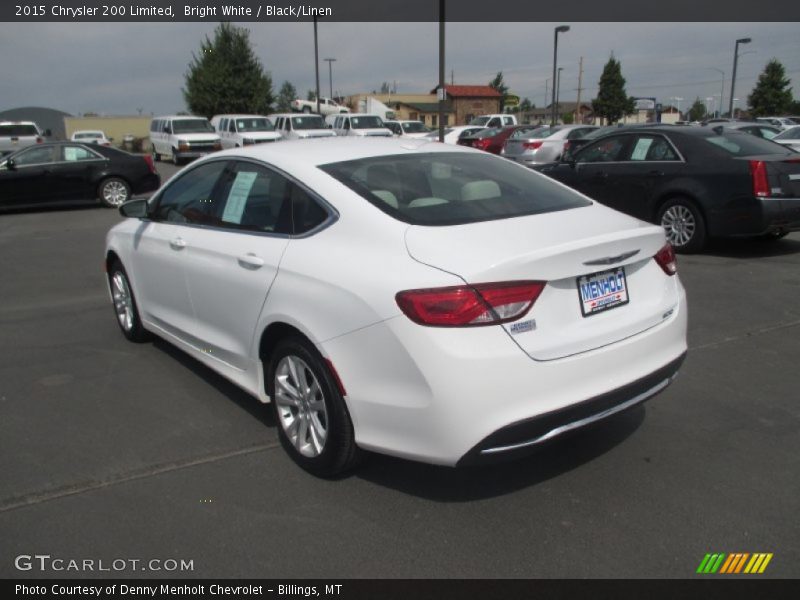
[728, 37, 751, 118]
[313, 16, 321, 114]
[324, 58, 336, 100]
[551, 25, 570, 126]
[669, 96, 684, 117]
[555, 67, 564, 124]
[710, 68, 725, 118]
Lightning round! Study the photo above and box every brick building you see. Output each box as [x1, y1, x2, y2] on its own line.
[431, 85, 502, 125]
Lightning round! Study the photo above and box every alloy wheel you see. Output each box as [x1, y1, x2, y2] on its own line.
[660, 204, 696, 248]
[274, 355, 329, 457]
[111, 272, 134, 332]
[102, 180, 129, 206]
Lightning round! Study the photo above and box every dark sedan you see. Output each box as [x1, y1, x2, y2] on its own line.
[457, 125, 543, 154]
[0, 142, 160, 210]
[535, 127, 800, 252]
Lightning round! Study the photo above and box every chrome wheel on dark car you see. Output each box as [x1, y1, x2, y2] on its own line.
[658, 198, 707, 253]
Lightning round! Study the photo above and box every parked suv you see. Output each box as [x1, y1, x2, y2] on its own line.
[0, 121, 45, 156]
[211, 114, 282, 148]
[149, 115, 221, 165]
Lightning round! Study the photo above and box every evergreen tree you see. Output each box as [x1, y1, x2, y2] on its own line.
[519, 97, 533, 113]
[748, 59, 793, 117]
[276, 81, 298, 112]
[489, 72, 510, 112]
[591, 57, 636, 124]
[687, 97, 707, 122]
[183, 23, 273, 118]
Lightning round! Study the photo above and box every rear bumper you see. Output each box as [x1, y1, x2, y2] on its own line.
[133, 173, 161, 195]
[710, 197, 800, 237]
[321, 282, 688, 467]
[457, 352, 686, 466]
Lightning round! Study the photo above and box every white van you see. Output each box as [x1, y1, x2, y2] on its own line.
[326, 113, 392, 137]
[149, 115, 221, 165]
[268, 113, 336, 140]
[211, 114, 282, 148]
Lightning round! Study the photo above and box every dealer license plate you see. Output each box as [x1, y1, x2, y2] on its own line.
[577, 267, 629, 317]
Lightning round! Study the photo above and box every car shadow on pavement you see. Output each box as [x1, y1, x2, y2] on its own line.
[151, 337, 275, 428]
[355, 406, 645, 501]
[701, 235, 800, 258]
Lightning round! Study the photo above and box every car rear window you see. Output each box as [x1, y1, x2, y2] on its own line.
[291, 116, 326, 130]
[704, 132, 794, 156]
[0, 124, 39, 136]
[320, 152, 590, 226]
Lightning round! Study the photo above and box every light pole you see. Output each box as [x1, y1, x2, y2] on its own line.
[728, 37, 751, 118]
[710, 68, 725, 117]
[555, 67, 564, 124]
[551, 25, 570, 126]
[669, 96, 684, 118]
[313, 16, 321, 114]
[544, 78, 550, 110]
[732, 98, 740, 119]
[324, 58, 336, 100]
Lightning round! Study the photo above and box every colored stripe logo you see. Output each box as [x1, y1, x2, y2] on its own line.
[696, 553, 773, 574]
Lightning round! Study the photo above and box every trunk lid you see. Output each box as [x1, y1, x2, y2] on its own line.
[404, 204, 679, 360]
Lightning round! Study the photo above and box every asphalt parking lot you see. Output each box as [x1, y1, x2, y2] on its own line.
[1, 160, 799, 579]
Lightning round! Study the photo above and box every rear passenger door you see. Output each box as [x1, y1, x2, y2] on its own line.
[179, 160, 294, 370]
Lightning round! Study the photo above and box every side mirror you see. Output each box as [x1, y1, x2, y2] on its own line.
[119, 198, 149, 219]
[6, 158, 16, 171]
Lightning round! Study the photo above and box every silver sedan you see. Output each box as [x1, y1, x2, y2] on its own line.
[502, 124, 599, 165]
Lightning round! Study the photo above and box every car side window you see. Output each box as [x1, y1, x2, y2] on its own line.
[291, 184, 329, 235]
[576, 136, 628, 163]
[229, 120, 236, 133]
[62, 145, 100, 161]
[628, 136, 679, 161]
[153, 161, 229, 225]
[216, 162, 292, 234]
[13, 146, 57, 166]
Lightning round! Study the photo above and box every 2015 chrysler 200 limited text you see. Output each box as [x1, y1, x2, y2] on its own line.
[105, 138, 687, 476]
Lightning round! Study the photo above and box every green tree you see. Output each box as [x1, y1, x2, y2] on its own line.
[591, 57, 636, 124]
[519, 97, 533, 113]
[307, 89, 317, 101]
[748, 59, 793, 117]
[687, 97, 707, 122]
[276, 81, 298, 112]
[489, 72, 510, 112]
[183, 22, 273, 118]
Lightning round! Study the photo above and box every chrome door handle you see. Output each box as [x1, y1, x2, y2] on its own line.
[169, 237, 187, 250]
[237, 253, 264, 268]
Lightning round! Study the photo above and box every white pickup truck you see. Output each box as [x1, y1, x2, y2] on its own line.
[291, 97, 350, 116]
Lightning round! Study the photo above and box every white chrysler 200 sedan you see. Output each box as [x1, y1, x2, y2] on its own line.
[105, 138, 687, 476]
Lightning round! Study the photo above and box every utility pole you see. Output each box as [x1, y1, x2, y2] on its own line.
[438, 0, 445, 139]
[544, 78, 550, 111]
[451, 70, 454, 85]
[575, 56, 584, 124]
[313, 16, 320, 114]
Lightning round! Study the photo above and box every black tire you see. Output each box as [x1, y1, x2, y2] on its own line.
[657, 197, 707, 254]
[98, 177, 131, 208]
[172, 148, 182, 166]
[267, 336, 361, 477]
[108, 261, 150, 343]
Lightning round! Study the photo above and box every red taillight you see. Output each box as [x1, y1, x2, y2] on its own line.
[396, 281, 545, 327]
[563, 141, 571, 151]
[35, 137, 43, 144]
[654, 243, 677, 276]
[474, 138, 492, 151]
[522, 141, 543, 150]
[143, 154, 157, 174]
[749, 160, 770, 198]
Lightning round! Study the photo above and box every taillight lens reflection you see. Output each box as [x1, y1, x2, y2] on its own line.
[654, 243, 678, 276]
